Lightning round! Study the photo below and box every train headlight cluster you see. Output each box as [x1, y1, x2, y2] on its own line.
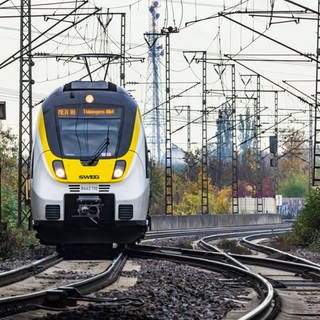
[52, 160, 67, 179]
[113, 160, 126, 179]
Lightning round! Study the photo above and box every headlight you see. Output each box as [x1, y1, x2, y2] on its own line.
[113, 160, 126, 179]
[52, 160, 66, 179]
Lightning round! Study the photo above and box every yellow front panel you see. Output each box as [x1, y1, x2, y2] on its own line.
[38, 107, 141, 183]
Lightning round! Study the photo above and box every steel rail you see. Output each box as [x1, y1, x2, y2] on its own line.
[198, 237, 250, 271]
[128, 244, 277, 320]
[199, 229, 320, 278]
[240, 232, 320, 268]
[134, 244, 320, 281]
[145, 224, 292, 240]
[0, 253, 62, 287]
[0, 252, 126, 317]
[197, 228, 290, 246]
[232, 254, 320, 280]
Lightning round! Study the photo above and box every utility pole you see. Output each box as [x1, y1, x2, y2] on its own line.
[313, 0, 320, 187]
[18, 0, 33, 227]
[216, 109, 223, 190]
[145, 1, 163, 162]
[274, 91, 279, 194]
[201, 52, 209, 214]
[255, 75, 263, 213]
[187, 105, 191, 153]
[241, 74, 263, 213]
[185, 51, 208, 214]
[162, 26, 178, 215]
[120, 13, 126, 87]
[309, 100, 313, 191]
[206, 60, 239, 213]
[231, 64, 239, 214]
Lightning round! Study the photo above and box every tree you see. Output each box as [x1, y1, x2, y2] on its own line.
[183, 149, 200, 182]
[278, 128, 308, 175]
[279, 172, 308, 197]
[293, 189, 320, 248]
[149, 162, 165, 215]
[0, 128, 18, 228]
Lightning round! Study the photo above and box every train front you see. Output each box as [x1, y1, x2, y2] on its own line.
[30, 81, 150, 246]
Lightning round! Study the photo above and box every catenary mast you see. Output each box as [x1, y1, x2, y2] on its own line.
[145, 1, 163, 163]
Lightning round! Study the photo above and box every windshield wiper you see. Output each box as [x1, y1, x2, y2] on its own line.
[86, 126, 110, 165]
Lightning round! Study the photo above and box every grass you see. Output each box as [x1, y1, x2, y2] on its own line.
[0, 228, 52, 260]
[216, 239, 252, 255]
[176, 239, 194, 249]
[270, 233, 297, 252]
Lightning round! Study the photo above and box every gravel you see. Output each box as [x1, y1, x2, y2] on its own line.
[3, 233, 320, 319]
[145, 236, 199, 249]
[37, 258, 247, 320]
[289, 248, 320, 264]
[0, 246, 55, 272]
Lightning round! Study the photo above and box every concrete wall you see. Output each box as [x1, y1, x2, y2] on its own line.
[239, 197, 276, 214]
[150, 213, 282, 231]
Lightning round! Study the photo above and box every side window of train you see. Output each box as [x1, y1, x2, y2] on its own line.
[145, 139, 150, 179]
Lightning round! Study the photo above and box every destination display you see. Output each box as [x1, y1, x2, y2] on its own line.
[57, 107, 121, 118]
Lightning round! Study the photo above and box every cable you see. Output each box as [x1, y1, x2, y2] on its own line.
[170, 0, 177, 28]
[178, 0, 183, 29]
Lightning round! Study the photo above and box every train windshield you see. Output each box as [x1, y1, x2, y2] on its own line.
[56, 106, 122, 159]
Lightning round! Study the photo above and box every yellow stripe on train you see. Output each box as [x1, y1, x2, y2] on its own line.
[38, 108, 141, 183]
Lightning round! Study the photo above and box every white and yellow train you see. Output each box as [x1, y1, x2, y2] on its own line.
[30, 81, 150, 249]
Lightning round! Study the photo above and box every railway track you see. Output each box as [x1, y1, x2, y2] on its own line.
[199, 230, 320, 319]
[1, 223, 318, 319]
[0, 253, 61, 287]
[0, 252, 128, 318]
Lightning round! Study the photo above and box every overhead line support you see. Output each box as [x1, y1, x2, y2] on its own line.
[162, 26, 178, 215]
[313, 0, 320, 187]
[255, 75, 263, 214]
[18, 0, 32, 227]
[231, 64, 239, 214]
[120, 13, 125, 87]
[183, 50, 209, 214]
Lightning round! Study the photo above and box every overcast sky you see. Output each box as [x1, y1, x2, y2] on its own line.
[0, 0, 317, 155]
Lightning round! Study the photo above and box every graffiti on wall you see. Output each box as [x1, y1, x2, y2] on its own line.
[278, 198, 304, 218]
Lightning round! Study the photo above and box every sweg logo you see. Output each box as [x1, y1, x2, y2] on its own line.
[79, 175, 100, 179]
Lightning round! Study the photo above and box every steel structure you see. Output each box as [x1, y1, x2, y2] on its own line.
[201, 52, 208, 215]
[309, 98, 313, 190]
[120, 13, 126, 87]
[145, 2, 163, 162]
[273, 91, 279, 194]
[18, 0, 32, 227]
[216, 108, 223, 190]
[255, 75, 263, 214]
[187, 105, 191, 153]
[313, 0, 320, 186]
[162, 27, 178, 215]
[231, 64, 239, 214]
[165, 31, 172, 214]
[185, 51, 208, 214]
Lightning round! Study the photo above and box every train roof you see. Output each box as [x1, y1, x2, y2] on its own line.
[63, 81, 117, 92]
[42, 80, 137, 111]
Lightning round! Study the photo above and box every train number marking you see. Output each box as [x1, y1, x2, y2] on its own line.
[80, 184, 99, 191]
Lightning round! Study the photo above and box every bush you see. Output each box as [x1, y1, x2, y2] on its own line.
[292, 189, 320, 250]
[279, 173, 308, 197]
[0, 228, 48, 260]
[273, 232, 297, 251]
